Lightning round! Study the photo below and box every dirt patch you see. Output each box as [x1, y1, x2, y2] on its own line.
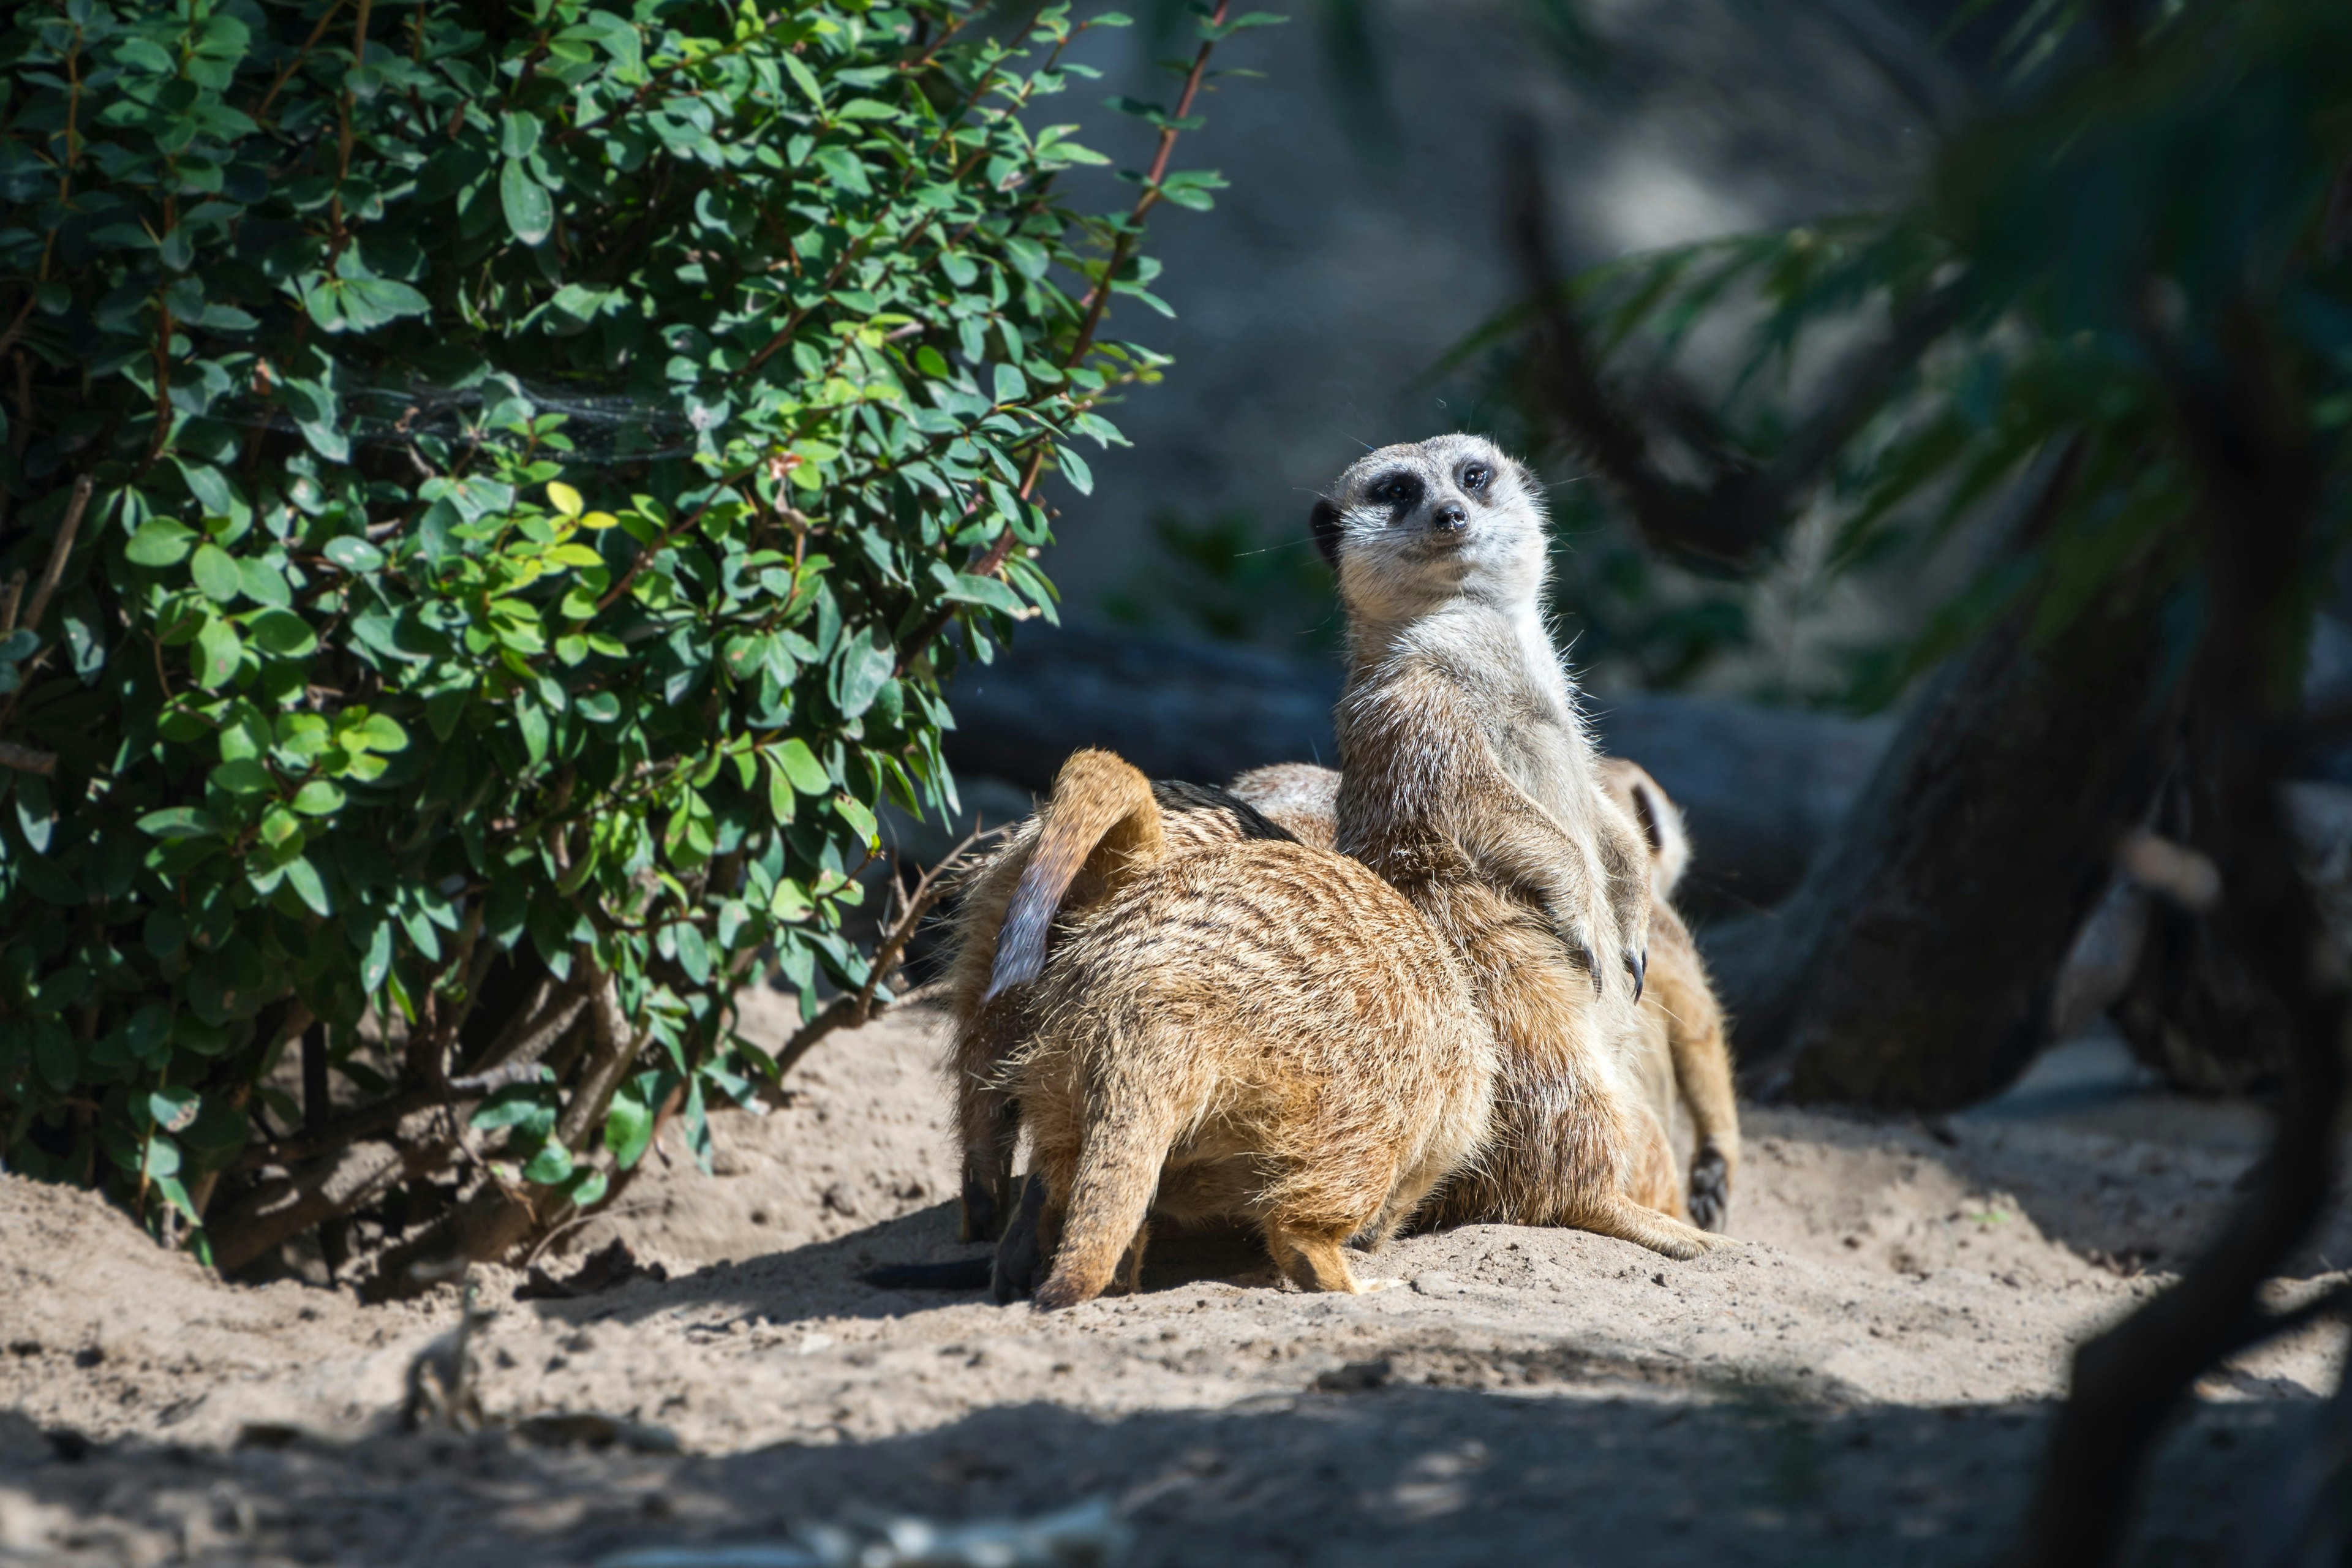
[0, 1000, 2337, 1566]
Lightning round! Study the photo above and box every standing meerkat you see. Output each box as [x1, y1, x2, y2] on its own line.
[1319, 433, 1722, 1259]
[1227, 758, 1741, 1231]
[987, 749, 1497, 1308]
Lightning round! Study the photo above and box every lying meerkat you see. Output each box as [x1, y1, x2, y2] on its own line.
[987, 748, 1497, 1308]
[1319, 433, 1722, 1259]
[937, 780, 1295, 1243]
[1225, 758, 1742, 1232]
[1596, 758, 1740, 1232]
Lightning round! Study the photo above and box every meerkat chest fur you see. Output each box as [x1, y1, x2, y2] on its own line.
[1438, 603, 1605, 839]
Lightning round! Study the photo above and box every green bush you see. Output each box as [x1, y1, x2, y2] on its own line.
[0, 0, 1267, 1267]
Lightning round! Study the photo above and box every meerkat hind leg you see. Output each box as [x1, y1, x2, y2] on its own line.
[1266, 1222, 1401, 1294]
[1580, 1193, 1727, 1261]
[1113, 1220, 1151, 1296]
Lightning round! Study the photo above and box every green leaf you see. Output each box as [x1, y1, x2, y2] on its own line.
[142, 1136, 181, 1181]
[292, 780, 345, 815]
[138, 807, 219, 839]
[126, 519, 198, 567]
[833, 626, 895, 718]
[323, 535, 384, 573]
[362, 920, 394, 993]
[774, 737, 831, 795]
[194, 618, 242, 690]
[522, 1142, 575, 1185]
[834, 793, 878, 848]
[236, 556, 293, 609]
[149, 1086, 200, 1133]
[606, 1074, 662, 1169]
[501, 160, 554, 246]
[782, 51, 825, 110]
[210, 758, 274, 796]
[190, 545, 243, 603]
[246, 609, 318, 657]
[282, 855, 332, 917]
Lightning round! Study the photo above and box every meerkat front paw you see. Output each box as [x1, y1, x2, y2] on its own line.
[1540, 902, 1606, 993]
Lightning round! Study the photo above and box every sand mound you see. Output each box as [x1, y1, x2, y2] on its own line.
[0, 997, 2338, 1566]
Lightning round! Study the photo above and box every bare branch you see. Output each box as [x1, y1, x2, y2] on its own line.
[20, 475, 92, 638]
[0, 741, 55, 775]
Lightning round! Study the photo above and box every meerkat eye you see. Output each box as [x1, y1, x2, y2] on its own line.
[1461, 462, 1491, 493]
[1374, 473, 1422, 507]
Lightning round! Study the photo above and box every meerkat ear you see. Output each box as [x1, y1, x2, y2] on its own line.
[1629, 775, 1693, 897]
[1310, 497, 1343, 570]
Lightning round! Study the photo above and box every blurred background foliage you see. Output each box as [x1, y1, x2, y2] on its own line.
[1095, 0, 2350, 728]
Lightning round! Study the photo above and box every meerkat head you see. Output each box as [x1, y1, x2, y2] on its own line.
[1311, 434, 1549, 627]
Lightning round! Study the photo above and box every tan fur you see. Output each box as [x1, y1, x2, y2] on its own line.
[939, 774, 1294, 1242]
[999, 752, 1497, 1309]
[1317, 434, 1722, 1259]
[1227, 763, 1339, 850]
[1598, 760, 1740, 1230]
[1230, 758, 1742, 1231]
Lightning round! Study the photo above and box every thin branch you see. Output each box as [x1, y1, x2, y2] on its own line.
[0, 292, 36, 363]
[0, 741, 55, 776]
[20, 475, 92, 638]
[851, 821, 1008, 1018]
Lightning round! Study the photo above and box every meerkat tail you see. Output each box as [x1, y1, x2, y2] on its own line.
[987, 750, 1169, 1000]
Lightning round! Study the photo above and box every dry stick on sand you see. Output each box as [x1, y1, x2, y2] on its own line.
[2006, 320, 2350, 1568]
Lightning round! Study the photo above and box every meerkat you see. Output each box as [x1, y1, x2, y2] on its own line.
[984, 748, 1497, 1308]
[1225, 758, 1743, 1232]
[1597, 758, 1740, 1231]
[1318, 433, 1722, 1259]
[938, 780, 1297, 1243]
[1227, 762, 1340, 848]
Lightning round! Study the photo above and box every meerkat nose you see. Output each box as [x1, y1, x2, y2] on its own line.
[1433, 501, 1468, 531]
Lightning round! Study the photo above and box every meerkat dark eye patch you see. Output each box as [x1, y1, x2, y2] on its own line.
[1309, 497, 1343, 568]
[1373, 471, 1422, 510]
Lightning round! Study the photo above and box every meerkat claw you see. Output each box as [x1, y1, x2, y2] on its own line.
[1626, 948, 1646, 1004]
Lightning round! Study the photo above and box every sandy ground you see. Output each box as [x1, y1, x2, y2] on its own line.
[0, 991, 2342, 1567]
